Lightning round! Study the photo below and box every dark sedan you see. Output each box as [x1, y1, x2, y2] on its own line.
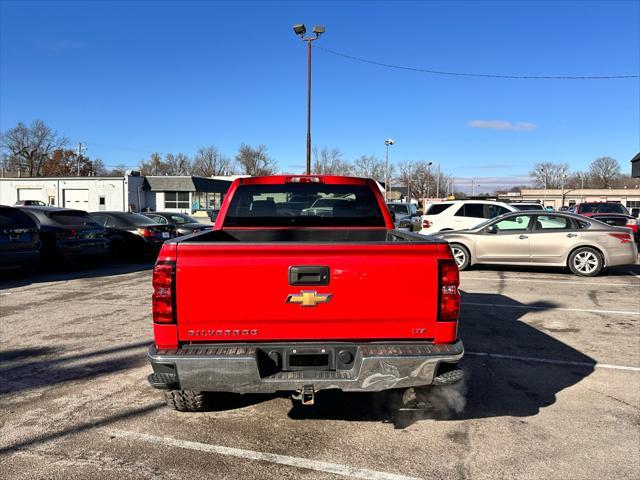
[0, 206, 41, 271]
[89, 211, 176, 258]
[141, 212, 209, 236]
[19, 206, 110, 263]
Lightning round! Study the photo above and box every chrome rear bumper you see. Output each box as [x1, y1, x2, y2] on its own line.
[148, 340, 464, 393]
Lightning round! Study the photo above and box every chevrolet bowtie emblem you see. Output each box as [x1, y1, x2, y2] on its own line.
[286, 290, 332, 307]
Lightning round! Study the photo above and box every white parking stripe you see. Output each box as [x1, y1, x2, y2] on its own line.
[461, 276, 639, 288]
[461, 301, 640, 316]
[106, 429, 421, 480]
[467, 351, 640, 372]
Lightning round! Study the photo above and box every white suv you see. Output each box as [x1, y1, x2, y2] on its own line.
[419, 200, 517, 234]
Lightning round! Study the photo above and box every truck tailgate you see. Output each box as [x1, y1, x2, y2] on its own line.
[175, 243, 447, 343]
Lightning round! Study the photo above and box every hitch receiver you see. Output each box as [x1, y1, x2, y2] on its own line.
[293, 385, 315, 405]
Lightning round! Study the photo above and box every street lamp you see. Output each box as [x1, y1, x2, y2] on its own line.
[539, 167, 547, 207]
[426, 161, 433, 198]
[560, 173, 568, 208]
[292, 23, 325, 175]
[384, 138, 394, 200]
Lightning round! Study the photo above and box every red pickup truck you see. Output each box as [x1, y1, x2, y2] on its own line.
[147, 175, 463, 411]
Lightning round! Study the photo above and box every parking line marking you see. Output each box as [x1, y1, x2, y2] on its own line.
[461, 276, 639, 288]
[461, 301, 640, 316]
[106, 429, 421, 480]
[467, 351, 640, 372]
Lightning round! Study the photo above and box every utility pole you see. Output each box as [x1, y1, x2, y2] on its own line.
[76, 142, 86, 176]
[435, 163, 440, 199]
[406, 163, 412, 203]
[471, 179, 476, 196]
[561, 173, 567, 207]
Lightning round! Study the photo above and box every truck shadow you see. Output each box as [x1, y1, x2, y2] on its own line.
[287, 291, 595, 428]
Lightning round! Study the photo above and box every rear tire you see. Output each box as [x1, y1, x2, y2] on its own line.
[164, 390, 209, 412]
[450, 244, 470, 271]
[568, 247, 603, 277]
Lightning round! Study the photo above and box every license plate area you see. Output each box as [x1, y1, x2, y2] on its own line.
[286, 349, 332, 371]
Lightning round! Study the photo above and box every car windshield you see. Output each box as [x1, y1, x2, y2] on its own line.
[511, 204, 543, 211]
[112, 212, 158, 226]
[0, 208, 35, 228]
[169, 213, 197, 224]
[224, 183, 386, 227]
[387, 204, 410, 215]
[50, 211, 100, 226]
[580, 203, 628, 214]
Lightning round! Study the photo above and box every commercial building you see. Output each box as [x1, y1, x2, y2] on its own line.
[0, 173, 232, 214]
[501, 188, 640, 210]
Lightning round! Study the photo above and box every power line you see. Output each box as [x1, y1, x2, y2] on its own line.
[315, 45, 640, 80]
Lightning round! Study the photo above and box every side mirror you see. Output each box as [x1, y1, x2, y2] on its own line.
[484, 225, 497, 234]
[416, 210, 423, 216]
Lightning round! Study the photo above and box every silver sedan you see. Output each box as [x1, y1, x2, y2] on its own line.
[435, 211, 638, 276]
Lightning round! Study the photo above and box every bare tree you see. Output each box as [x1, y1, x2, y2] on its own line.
[529, 162, 569, 189]
[192, 146, 233, 176]
[107, 164, 130, 176]
[589, 156, 620, 188]
[0, 120, 68, 176]
[235, 144, 276, 176]
[312, 147, 352, 175]
[352, 155, 390, 182]
[165, 153, 192, 175]
[139, 152, 169, 176]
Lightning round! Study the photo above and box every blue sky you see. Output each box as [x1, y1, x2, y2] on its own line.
[1, 0, 639, 191]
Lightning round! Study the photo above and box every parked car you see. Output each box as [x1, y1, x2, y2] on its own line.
[147, 175, 463, 411]
[19, 206, 109, 263]
[436, 211, 638, 277]
[420, 200, 517, 234]
[0, 205, 41, 271]
[386, 202, 422, 231]
[89, 211, 177, 258]
[573, 202, 638, 242]
[13, 200, 47, 207]
[630, 207, 640, 218]
[508, 202, 544, 211]
[141, 212, 209, 236]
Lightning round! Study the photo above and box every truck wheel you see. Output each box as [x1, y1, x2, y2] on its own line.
[568, 247, 603, 277]
[164, 390, 209, 412]
[450, 244, 470, 270]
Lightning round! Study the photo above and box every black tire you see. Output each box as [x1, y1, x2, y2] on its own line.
[164, 390, 209, 412]
[450, 243, 470, 271]
[568, 247, 603, 277]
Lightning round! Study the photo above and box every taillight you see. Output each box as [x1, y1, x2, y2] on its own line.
[609, 232, 633, 244]
[152, 262, 175, 323]
[56, 228, 78, 239]
[423, 219, 432, 229]
[285, 176, 323, 183]
[438, 259, 460, 322]
[137, 227, 155, 238]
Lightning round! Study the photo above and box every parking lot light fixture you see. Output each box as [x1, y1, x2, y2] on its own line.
[384, 139, 395, 201]
[293, 23, 325, 175]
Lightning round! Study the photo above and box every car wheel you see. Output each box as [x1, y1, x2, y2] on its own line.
[450, 244, 470, 270]
[164, 390, 209, 412]
[568, 247, 603, 277]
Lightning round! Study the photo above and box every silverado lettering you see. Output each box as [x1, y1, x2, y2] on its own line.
[147, 175, 464, 411]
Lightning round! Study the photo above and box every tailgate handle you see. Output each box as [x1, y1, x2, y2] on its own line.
[289, 266, 329, 286]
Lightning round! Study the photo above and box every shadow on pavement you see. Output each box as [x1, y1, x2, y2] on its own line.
[471, 261, 640, 278]
[0, 260, 153, 290]
[0, 341, 150, 395]
[286, 291, 595, 428]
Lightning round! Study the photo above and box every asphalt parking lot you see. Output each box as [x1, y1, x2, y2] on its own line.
[1, 262, 639, 480]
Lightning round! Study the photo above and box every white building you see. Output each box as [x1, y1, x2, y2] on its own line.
[0, 174, 232, 214]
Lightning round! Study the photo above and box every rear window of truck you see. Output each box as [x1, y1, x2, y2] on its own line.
[223, 183, 386, 227]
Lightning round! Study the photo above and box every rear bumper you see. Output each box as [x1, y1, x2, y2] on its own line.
[0, 248, 39, 268]
[148, 340, 464, 393]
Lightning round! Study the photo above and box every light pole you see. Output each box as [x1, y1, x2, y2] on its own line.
[560, 173, 567, 208]
[435, 163, 440, 199]
[384, 138, 394, 200]
[293, 24, 325, 175]
[426, 161, 433, 198]
[406, 162, 412, 203]
[539, 167, 547, 207]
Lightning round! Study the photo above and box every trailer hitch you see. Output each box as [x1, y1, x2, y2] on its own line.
[292, 385, 315, 406]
